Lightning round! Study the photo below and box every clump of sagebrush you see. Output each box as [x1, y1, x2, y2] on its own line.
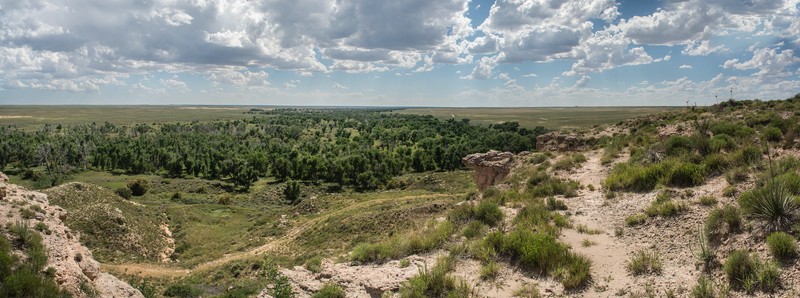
[399, 255, 471, 298]
[626, 249, 662, 275]
[552, 153, 588, 172]
[479, 260, 500, 280]
[526, 172, 580, 198]
[350, 220, 454, 264]
[738, 182, 798, 231]
[766, 231, 797, 260]
[723, 250, 781, 293]
[604, 159, 707, 192]
[704, 205, 741, 242]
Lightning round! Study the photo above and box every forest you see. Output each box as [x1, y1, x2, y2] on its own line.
[0, 109, 546, 191]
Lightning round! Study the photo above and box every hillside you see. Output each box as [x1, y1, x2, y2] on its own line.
[43, 183, 172, 264]
[0, 173, 143, 297]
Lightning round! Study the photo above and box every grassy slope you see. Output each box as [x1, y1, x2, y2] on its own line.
[43, 183, 168, 263]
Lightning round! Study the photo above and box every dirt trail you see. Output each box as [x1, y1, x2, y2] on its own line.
[102, 192, 463, 278]
[556, 149, 636, 296]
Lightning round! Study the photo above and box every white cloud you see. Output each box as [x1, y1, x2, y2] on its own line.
[682, 40, 727, 56]
[722, 47, 800, 80]
[679, 64, 693, 69]
[332, 83, 348, 90]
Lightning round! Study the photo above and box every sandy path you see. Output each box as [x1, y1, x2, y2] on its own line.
[101, 192, 463, 278]
[555, 149, 636, 296]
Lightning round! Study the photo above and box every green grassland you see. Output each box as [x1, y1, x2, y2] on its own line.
[0, 105, 258, 130]
[394, 106, 680, 129]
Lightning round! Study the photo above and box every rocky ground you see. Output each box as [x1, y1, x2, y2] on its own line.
[0, 172, 143, 298]
[275, 146, 800, 297]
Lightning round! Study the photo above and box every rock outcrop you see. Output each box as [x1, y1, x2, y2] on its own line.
[0, 172, 143, 298]
[535, 131, 596, 152]
[462, 150, 516, 191]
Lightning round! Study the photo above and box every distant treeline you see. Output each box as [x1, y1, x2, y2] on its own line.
[0, 109, 546, 190]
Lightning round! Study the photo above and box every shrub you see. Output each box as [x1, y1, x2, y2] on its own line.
[710, 134, 736, 152]
[702, 154, 729, 175]
[645, 194, 687, 218]
[552, 154, 587, 171]
[766, 231, 797, 260]
[666, 162, 706, 187]
[698, 196, 717, 206]
[705, 205, 741, 241]
[738, 182, 798, 231]
[725, 167, 749, 184]
[691, 275, 715, 298]
[351, 221, 454, 264]
[527, 174, 579, 198]
[305, 256, 322, 273]
[763, 126, 783, 142]
[283, 181, 302, 204]
[479, 261, 499, 280]
[664, 135, 694, 156]
[732, 146, 762, 166]
[312, 283, 345, 298]
[604, 162, 667, 192]
[723, 250, 755, 290]
[461, 221, 485, 239]
[545, 197, 567, 211]
[625, 214, 647, 226]
[722, 186, 737, 197]
[399, 256, 471, 298]
[757, 260, 780, 292]
[474, 200, 503, 227]
[626, 250, 662, 275]
[115, 187, 132, 199]
[554, 253, 592, 290]
[127, 179, 150, 196]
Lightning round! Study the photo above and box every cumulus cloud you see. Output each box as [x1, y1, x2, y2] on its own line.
[682, 40, 728, 56]
[679, 64, 693, 69]
[722, 47, 800, 80]
[0, 0, 474, 92]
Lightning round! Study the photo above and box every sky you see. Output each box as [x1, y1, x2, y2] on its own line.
[0, 0, 799, 106]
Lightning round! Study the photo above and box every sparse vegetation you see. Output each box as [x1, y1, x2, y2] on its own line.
[698, 196, 717, 206]
[722, 250, 781, 293]
[626, 250, 662, 275]
[399, 256, 472, 298]
[691, 275, 716, 298]
[552, 153, 588, 171]
[625, 214, 647, 226]
[351, 221, 454, 264]
[704, 205, 741, 242]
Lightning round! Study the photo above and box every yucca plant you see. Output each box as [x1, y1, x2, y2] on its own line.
[739, 182, 798, 231]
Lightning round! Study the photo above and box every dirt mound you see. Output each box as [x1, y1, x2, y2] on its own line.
[0, 173, 143, 298]
[462, 150, 517, 191]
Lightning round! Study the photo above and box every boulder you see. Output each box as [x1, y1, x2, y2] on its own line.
[462, 150, 516, 191]
[0, 171, 8, 182]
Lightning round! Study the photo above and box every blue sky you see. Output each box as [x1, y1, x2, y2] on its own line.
[1, 0, 799, 106]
